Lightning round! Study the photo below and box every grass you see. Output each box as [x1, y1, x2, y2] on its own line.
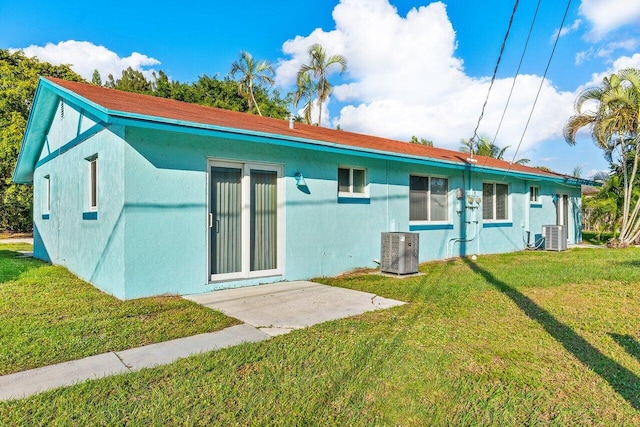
[2, 247, 640, 425]
[0, 244, 239, 375]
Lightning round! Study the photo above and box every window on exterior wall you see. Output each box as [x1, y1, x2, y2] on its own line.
[43, 175, 50, 215]
[88, 156, 98, 211]
[338, 167, 367, 197]
[530, 186, 540, 203]
[410, 175, 449, 222]
[483, 182, 509, 221]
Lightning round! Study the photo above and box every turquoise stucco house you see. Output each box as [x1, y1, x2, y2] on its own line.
[14, 77, 587, 299]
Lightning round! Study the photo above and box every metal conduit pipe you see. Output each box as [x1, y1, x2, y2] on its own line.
[447, 220, 480, 258]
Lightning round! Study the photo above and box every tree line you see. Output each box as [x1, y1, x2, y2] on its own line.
[0, 45, 350, 232]
[0, 50, 84, 232]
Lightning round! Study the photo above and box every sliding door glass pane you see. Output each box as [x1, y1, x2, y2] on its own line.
[251, 170, 278, 271]
[211, 167, 242, 275]
[430, 177, 448, 221]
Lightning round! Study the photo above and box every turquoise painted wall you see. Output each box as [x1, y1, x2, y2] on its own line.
[32, 106, 584, 299]
[33, 100, 127, 298]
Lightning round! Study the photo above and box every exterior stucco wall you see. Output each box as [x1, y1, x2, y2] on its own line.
[32, 101, 126, 298]
[116, 127, 583, 298]
[31, 114, 583, 300]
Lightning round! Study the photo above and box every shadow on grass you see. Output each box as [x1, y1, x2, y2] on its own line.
[462, 257, 640, 411]
[616, 260, 640, 267]
[0, 250, 42, 284]
[610, 333, 640, 364]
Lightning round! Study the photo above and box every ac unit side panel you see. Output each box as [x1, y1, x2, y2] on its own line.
[381, 232, 419, 274]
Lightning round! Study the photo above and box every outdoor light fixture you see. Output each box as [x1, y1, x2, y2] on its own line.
[294, 172, 307, 187]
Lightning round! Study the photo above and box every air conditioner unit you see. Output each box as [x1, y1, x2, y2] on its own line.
[543, 225, 567, 251]
[381, 232, 419, 274]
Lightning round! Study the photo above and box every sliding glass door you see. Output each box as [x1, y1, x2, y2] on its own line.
[210, 162, 281, 280]
[210, 167, 242, 275]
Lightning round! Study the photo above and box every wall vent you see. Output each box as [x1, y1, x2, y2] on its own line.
[543, 225, 567, 251]
[381, 232, 419, 274]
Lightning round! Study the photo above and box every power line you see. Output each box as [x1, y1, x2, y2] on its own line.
[490, 0, 542, 147]
[506, 0, 573, 171]
[467, 0, 520, 155]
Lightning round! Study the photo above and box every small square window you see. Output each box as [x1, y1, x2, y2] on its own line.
[338, 167, 367, 197]
[410, 175, 449, 222]
[483, 182, 509, 221]
[530, 186, 540, 203]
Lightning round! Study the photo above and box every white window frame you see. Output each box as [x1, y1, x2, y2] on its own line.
[409, 174, 450, 224]
[208, 159, 284, 282]
[337, 166, 368, 198]
[483, 182, 510, 222]
[530, 185, 540, 204]
[43, 175, 51, 214]
[88, 156, 98, 211]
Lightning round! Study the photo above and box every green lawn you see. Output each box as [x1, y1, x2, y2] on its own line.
[2, 247, 640, 425]
[0, 244, 239, 375]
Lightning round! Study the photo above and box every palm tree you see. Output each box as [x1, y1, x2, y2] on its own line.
[460, 135, 529, 165]
[297, 43, 347, 126]
[229, 51, 274, 116]
[564, 68, 640, 246]
[293, 71, 314, 125]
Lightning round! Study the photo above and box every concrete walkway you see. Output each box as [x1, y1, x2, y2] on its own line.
[0, 237, 33, 244]
[0, 324, 269, 401]
[0, 281, 405, 401]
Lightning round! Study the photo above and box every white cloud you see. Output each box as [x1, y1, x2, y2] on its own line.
[552, 19, 582, 41]
[579, 0, 640, 41]
[13, 40, 160, 82]
[275, 0, 576, 155]
[575, 38, 638, 65]
[582, 53, 640, 88]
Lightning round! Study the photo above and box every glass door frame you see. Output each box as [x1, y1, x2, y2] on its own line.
[207, 159, 284, 282]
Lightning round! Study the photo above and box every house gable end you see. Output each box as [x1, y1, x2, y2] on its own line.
[13, 78, 109, 184]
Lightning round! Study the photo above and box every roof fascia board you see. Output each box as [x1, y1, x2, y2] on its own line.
[13, 80, 58, 183]
[41, 79, 110, 124]
[109, 114, 468, 171]
[111, 114, 582, 185]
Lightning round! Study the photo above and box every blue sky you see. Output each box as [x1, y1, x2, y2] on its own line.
[3, 0, 640, 177]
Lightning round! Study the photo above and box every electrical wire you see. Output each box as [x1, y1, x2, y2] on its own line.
[489, 0, 542, 151]
[505, 0, 573, 173]
[467, 0, 520, 153]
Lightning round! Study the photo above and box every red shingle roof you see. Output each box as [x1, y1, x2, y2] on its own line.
[46, 77, 567, 180]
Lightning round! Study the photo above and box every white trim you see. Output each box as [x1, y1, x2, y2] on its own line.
[43, 175, 51, 214]
[529, 185, 540, 204]
[88, 156, 98, 211]
[409, 174, 450, 223]
[482, 181, 510, 222]
[208, 159, 284, 283]
[337, 165, 368, 198]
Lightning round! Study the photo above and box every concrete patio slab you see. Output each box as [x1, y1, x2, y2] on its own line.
[185, 281, 406, 336]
